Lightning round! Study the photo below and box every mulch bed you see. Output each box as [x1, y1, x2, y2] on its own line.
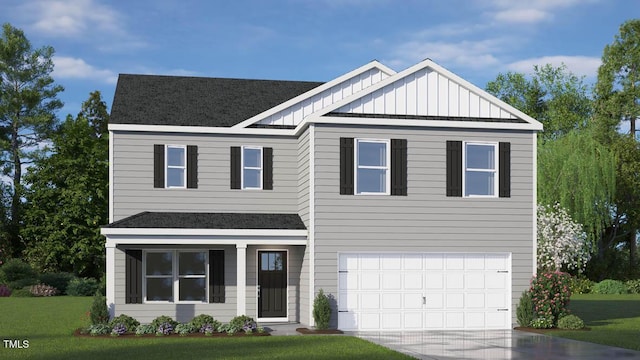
[296, 328, 344, 335]
[73, 328, 270, 338]
[514, 326, 591, 334]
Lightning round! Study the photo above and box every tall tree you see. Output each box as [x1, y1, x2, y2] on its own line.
[0, 23, 63, 257]
[593, 19, 640, 274]
[21, 91, 108, 278]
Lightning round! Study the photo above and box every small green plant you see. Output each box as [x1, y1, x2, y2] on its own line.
[516, 290, 534, 327]
[0, 284, 11, 297]
[229, 315, 256, 333]
[530, 271, 571, 327]
[568, 275, 594, 294]
[109, 314, 139, 332]
[39, 272, 76, 295]
[67, 277, 99, 296]
[10, 287, 33, 297]
[0, 259, 38, 290]
[30, 283, 58, 296]
[530, 317, 554, 329]
[313, 289, 332, 330]
[557, 314, 585, 330]
[175, 323, 197, 336]
[190, 314, 221, 333]
[135, 324, 156, 336]
[625, 279, 640, 294]
[151, 315, 179, 330]
[89, 294, 110, 325]
[88, 324, 111, 336]
[593, 279, 628, 294]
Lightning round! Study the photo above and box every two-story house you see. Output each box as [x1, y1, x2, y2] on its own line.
[101, 58, 542, 331]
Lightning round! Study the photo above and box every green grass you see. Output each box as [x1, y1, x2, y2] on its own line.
[549, 294, 640, 351]
[0, 297, 412, 360]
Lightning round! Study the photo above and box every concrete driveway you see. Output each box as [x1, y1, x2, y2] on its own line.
[350, 330, 640, 360]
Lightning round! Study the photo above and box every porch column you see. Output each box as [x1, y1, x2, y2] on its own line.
[236, 243, 247, 316]
[105, 244, 116, 318]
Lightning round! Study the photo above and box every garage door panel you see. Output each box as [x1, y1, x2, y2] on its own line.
[382, 313, 401, 329]
[446, 293, 464, 308]
[465, 255, 485, 270]
[404, 293, 424, 309]
[425, 273, 443, 289]
[382, 293, 401, 309]
[361, 272, 380, 290]
[339, 272, 357, 290]
[446, 312, 464, 328]
[405, 312, 425, 329]
[405, 272, 423, 289]
[382, 255, 401, 270]
[486, 292, 507, 308]
[425, 293, 443, 309]
[446, 255, 464, 270]
[466, 273, 484, 288]
[425, 312, 444, 328]
[425, 254, 444, 269]
[486, 273, 507, 289]
[361, 293, 380, 309]
[446, 273, 464, 289]
[361, 255, 380, 270]
[382, 273, 401, 290]
[404, 255, 424, 269]
[360, 313, 380, 330]
[486, 312, 509, 328]
[466, 293, 485, 308]
[339, 291, 358, 311]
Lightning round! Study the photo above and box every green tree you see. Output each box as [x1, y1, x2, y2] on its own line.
[0, 23, 63, 257]
[593, 19, 640, 275]
[21, 91, 108, 278]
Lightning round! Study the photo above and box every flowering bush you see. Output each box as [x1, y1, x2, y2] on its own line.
[109, 314, 139, 332]
[537, 204, 592, 273]
[201, 323, 216, 335]
[229, 315, 257, 334]
[111, 323, 127, 336]
[0, 284, 11, 297]
[30, 283, 58, 296]
[190, 314, 221, 333]
[530, 271, 572, 326]
[135, 324, 156, 336]
[530, 317, 554, 329]
[150, 315, 178, 330]
[156, 322, 174, 336]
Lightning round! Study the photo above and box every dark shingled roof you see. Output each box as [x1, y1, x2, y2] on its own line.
[105, 211, 306, 230]
[326, 112, 528, 123]
[110, 74, 323, 127]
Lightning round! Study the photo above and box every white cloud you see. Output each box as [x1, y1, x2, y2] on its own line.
[506, 55, 602, 78]
[485, 0, 598, 24]
[494, 9, 548, 23]
[24, 0, 122, 38]
[53, 56, 118, 84]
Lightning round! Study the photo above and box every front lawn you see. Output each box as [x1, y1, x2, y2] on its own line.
[549, 294, 640, 351]
[0, 297, 412, 360]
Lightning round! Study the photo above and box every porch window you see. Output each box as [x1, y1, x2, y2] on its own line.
[144, 250, 208, 303]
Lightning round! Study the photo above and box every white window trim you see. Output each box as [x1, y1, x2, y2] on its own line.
[241, 146, 263, 190]
[165, 145, 187, 189]
[143, 250, 209, 304]
[463, 141, 498, 198]
[354, 138, 391, 195]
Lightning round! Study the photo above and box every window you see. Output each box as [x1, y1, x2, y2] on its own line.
[166, 145, 186, 188]
[144, 250, 208, 303]
[464, 142, 497, 197]
[355, 139, 390, 194]
[242, 146, 262, 189]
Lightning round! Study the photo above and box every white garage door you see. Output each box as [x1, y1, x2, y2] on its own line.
[338, 253, 511, 331]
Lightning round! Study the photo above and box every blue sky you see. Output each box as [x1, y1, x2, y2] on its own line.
[2, 0, 638, 118]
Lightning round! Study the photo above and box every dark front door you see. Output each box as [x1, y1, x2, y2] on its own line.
[258, 251, 287, 318]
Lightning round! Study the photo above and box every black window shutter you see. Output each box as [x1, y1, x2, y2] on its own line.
[446, 141, 463, 197]
[391, 139, 408, 196]
[230, 147, 241, 189]
[263, 147, 273, 190]
[209, 250, 225, 303]
[187, 145, 198, 189]
[499, 142, 511, 198]
[340, 138, 354, 195]
[154, 145, 165, 188]
[125, 250, 142, 304]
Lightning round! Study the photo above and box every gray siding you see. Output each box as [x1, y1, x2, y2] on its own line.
[297, 130, 310, 228]
[114, 245, 237, 323]
[112, 132, 299, 221]
[312, 124, 535, 327]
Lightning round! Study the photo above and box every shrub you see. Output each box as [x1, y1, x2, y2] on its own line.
[593, 279, 628, 294]
[0, 284, 11, 297]
[190, 314, 221, 333]
[39, 272, 76, 295]
[66, 277, 99, 296]
[89, 294, 110, 325]
[313, 289, 332, 330]
[135, 324, 156, 336]
[530, 271, 572, 326]
[111, 323, 127, 336]
[156, 322, 174, 336]
[531, 317, 554, 329]
[558, 314, 585, 330]
[175, 323, 197, 336]
[0, 259, 38, 290]
[109, 314, 139, 332]
[229, 315, 256, 333]
[151, 315, 179, 330]
[11, 288, 33, 297]
[30, 283, 58, 297]
[516, 290, 534, 327]
[201, 323, 216, 335]
[626, 279, 640, 294]
[88, 324, 111, 336]
[568, 275, 594, 294]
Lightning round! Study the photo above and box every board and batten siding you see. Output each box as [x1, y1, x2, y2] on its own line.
[335, 68, 517, 119]
[256, 67, 390, 127]
[311, 124, 535, 327]
[112, 132, 299, 221]
[113, 245, 237, 324]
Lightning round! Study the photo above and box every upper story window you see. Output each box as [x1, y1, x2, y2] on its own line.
[166, 145, 186, 188]
[355, 139, 390, 195]
[242, 146, 263, 189]
[464, 142, 497, 197]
